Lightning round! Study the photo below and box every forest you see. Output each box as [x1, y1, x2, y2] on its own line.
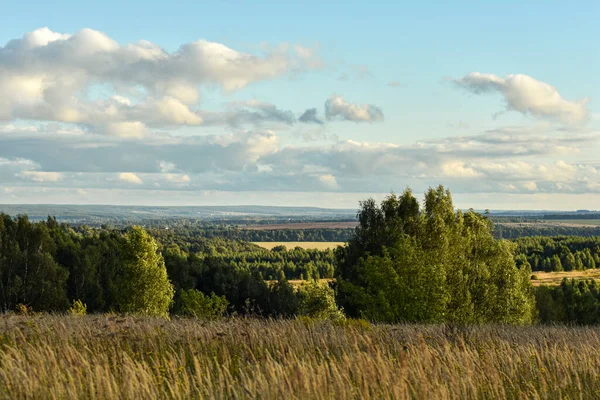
[1, 186, 600, 325]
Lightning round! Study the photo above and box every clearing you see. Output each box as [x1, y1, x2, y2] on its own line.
[253, 242, 344, 250]
[531, 269, 600, 286]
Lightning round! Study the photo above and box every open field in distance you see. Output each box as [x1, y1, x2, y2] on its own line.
[545, 219, 600, 226]
[2, 315, 600, 399]
[531, 269, 600, 286]
[253, 242, 345, 250]
[500, 220, 600, 228]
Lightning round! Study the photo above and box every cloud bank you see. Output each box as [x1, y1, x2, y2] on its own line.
[454, 73, 589, 124]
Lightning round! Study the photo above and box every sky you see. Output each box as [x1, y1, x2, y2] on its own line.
[0, 0, 599, 210]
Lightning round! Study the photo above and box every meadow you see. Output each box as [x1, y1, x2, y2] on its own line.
[252, 241, 345, 250]
[547, 219, 600, 226]
[1, 314, 600, 399]
[531, 268, 600, 286]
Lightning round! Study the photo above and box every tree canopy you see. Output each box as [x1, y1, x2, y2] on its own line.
[335, 186, 536, 324]
[116, 227, 174, 317]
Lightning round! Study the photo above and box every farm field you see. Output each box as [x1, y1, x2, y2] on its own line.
[1, 315, 599, 399]
[242, 221, 358, 230]
[253, 241, 345, 250]
[500, 220, 600, 228]
[545, 219, 600, 226]
[531, 269, 600, 286]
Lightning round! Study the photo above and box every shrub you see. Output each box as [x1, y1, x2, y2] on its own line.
[16, 304, 32, 316]
[176, 289, 229, 319]
[297, 282, 345, 321]
[69, 300, 87, 316]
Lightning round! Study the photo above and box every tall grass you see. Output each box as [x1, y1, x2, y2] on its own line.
[0, 315, 599, 399]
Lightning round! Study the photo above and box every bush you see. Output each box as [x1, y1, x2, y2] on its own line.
[69, 300, 87, 316]
[176, 289, 229, 319]
[297, 282, 345, 321]
[16, 304, 32, 316]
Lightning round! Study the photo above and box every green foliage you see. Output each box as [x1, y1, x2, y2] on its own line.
[335, 186, 536, 324]
[297, 281, 345, 321]
[175, 289, 228, 319]
[512, 236, 600, 272]
[69, 299, 87, 316]
[116, 227, 175, 317]
[268, 278, 299, 317]
[535, 278, 600, 325]
[0, 215, 69, 312]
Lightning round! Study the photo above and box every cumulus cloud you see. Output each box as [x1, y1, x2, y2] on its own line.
[324, 95, 384, 123]
[0, 27, 319, 132]
[203, 100, 295, 127]
[298, 108, 324, 125]
[119, 172, 143, 184]
[164, 173, 191, 184]
[454, 73, 589, 124]
[18, 171, 64, 182]
[1, 120, 599, 196]
[316, 174, 340, 190]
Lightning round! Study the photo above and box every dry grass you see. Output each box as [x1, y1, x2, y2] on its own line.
[531, 269, 600, 286]
[0, 315, 599, 399]
[253, 242, 345, 250]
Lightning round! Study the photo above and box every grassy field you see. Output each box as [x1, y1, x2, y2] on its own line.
[531, 268, 600, 286]
[1, 315, 600, 398]
[545, 219, 600, 226]
[253, 242, 345, 250]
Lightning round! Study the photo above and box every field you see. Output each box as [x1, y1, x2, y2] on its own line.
[531, 269, 600, 286]
[253, 242, 345, 250]
[545, 219, 600, 226]
[1, 315, 600, 398]
[242, 221, 358, 230]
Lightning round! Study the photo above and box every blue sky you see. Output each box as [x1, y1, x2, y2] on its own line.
[0, 0, 599, 209]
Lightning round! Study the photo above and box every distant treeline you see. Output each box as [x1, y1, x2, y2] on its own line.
[150, 223, 600, 243]
[536, 278, 600, 324]
[514, 236, 600, 272]
[495, 224, 600, 239]
[541, 214, 600, 220]
[149, 226, 354, 243]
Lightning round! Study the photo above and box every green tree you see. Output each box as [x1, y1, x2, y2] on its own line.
[116, 227, 174, 317]
[335, 186, 536, 324]
[298, 281, 345, 321]
[175, 289, 228, 319]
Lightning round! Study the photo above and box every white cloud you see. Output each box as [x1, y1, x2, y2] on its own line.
[317, 174, 340, 190]
[118, 172, 142, 184]
[454, 72, 589, 124]
[18, 171, 64, 182]
[0, 27, 319, 132]
[324, 95, 384, 122]
[441, 161, 481, 178]
[523, 181, 538, 191]
[164, 173, 191, 184]
[104, 121, 147, 139]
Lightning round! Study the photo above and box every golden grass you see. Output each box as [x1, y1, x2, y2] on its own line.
[252, 242, 344, 250]
[531, 269, 600, 286]
[0, 315, 600, 398]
